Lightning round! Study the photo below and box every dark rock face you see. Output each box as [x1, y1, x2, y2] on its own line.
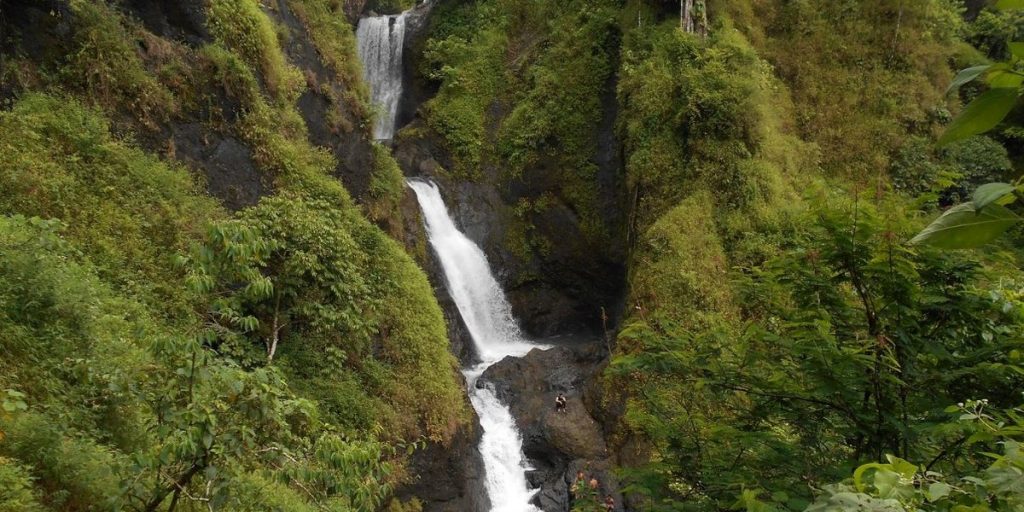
[126, 0, 209, 45]
[394, 391, 491, 512]
[274, 0, 378, 203]
[479, 343, 623, 512]
[0, 0, 379, 211]
[397, 0, 439, 136]
[170, 125, 266, 210]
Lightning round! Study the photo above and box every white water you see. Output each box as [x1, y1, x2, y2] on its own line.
[356, 10, 408, 140]
[409, 180, 543, 512]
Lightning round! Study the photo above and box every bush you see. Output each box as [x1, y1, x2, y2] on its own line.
[0, 458, 44, 512]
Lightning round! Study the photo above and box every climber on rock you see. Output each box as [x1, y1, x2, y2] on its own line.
[555, 392, 567, 413]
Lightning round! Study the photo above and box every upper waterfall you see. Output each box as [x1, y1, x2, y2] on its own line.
[355, 9, 409, 140]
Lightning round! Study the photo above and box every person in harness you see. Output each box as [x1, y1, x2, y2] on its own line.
[554, 392, 567, 413]
[604, 495, 615, 511]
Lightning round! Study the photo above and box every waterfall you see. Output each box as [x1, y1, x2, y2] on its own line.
[355, 10, 408, 140]
[408, 180, 543, 512]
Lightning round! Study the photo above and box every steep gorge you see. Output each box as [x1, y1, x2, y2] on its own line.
[1, 0, 1023, 511]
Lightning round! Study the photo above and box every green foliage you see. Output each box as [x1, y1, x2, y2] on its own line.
[967, 7, 1024, 60]
[367, 0, 417, 15]
[0, 85, 463, 510]
[938, 1, 1024, 148]
[942, 136, 1015, 189]
[63, 0, 176, 129]
[716, 0, 964, 178]
[796, 401, 1024, 512]
[939, 87, 1021, 146]
[0, 93, 222, 317]
[627, 191, 736, 330]
[889, 135, 1011, 198]
[207, 0, 305, 103]
[421, 0, 507, 177]
[0, 458, 44, 512]
[188, 196, 466, 441]
[617, 18, 812, 229]
[366, 143, 407, 232]
[910, 200, 1020, 248]
[611, 193, 1024, 510]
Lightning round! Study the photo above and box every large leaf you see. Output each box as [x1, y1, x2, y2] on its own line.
[1010, 42, 1024, 60]
[909, 202, 1021, 249]
[988, 65, 1024, 89]
[996, 0, 1024, 9]
[939, 88, 1020, 146]
[973, 182, 1017, 210]
[946, 65, 991, 95]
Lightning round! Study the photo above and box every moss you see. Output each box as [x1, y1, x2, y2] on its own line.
[366, 143, 407, 234]
[629, 190, 737, 330]
[421, 1, 509, 178]
[207, 0, 305, 104]
[713, 0, 963, 180]
[0, 93, 223, 315]
[505, 195, 556, 261]
[63, 0, 177, 129]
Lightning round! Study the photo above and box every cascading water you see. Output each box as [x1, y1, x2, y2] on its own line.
[355, 9, 409, 140]
[408, 180, 543, 512]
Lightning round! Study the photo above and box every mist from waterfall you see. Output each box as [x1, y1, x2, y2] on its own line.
[408, 180, 542, 512]
[355, 10, 408, 140]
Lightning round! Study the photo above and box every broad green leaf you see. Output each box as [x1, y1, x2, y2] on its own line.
[973, 182, 1016, 210]
[884, 455, 918, 479]
[873, 469, 902, 498]
[988, 68, 1024, 89]
[996, 0, 1024, 9]
[927, 482, 952, 502]
[1010, 42, 1024, 60]
[947, 65, 990, 95]
[855, 463, 888, 492]
[938, 88, 1020, 147]
[909, 202, 1022, 249]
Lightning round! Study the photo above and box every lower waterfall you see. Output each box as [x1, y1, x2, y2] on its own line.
[408, 180, 543, 512]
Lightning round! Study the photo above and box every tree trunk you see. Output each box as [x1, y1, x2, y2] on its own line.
[681, 0, 693, 32]
[266, 292, 283, 363]
[680, 0, 707, 37]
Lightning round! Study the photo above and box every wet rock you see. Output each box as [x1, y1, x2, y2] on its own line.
[394, 392, 491, 512]
[478, 343, 620, 512]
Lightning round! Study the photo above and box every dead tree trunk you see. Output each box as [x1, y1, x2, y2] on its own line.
[680, 0, 707, 38]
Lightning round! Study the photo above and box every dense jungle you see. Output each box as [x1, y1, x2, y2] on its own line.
[1, 0, 1023, 511]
